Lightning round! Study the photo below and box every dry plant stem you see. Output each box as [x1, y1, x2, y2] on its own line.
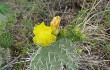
[80, 59, 110, 65]
[78, 0, 97, 26]
[1, 54, 21, 70]
[82, 0, 104, 32]
[78, 0, 104, 32]
[1, 48, 10, 70]
[82, 0, 86, 8]
[1, 48, 10, 68]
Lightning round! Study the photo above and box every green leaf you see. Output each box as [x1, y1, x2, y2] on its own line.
[0, 3, 10, 15]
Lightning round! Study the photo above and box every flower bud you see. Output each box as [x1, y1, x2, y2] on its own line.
[50, 16, 61, 35]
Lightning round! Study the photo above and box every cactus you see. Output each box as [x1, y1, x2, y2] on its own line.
[30, 25, 86, 70]
[0, 32, 14, 48]
[30, 38, 78, 70]
[58, 26, 86, 42]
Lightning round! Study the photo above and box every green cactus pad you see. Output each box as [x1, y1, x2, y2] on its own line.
[30, 38, 78, 70]
[0, 32, 14, 48]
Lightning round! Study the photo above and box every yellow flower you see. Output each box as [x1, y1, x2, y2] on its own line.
[50, 16, 61, 35]
[33, 22, 56, 47]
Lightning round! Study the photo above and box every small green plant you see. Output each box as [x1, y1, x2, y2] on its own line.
[0, 32, 14, 48]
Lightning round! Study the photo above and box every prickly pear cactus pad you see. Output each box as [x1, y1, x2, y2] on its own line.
[0, 32, 14, 48]
[30, 38, 78, 70]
